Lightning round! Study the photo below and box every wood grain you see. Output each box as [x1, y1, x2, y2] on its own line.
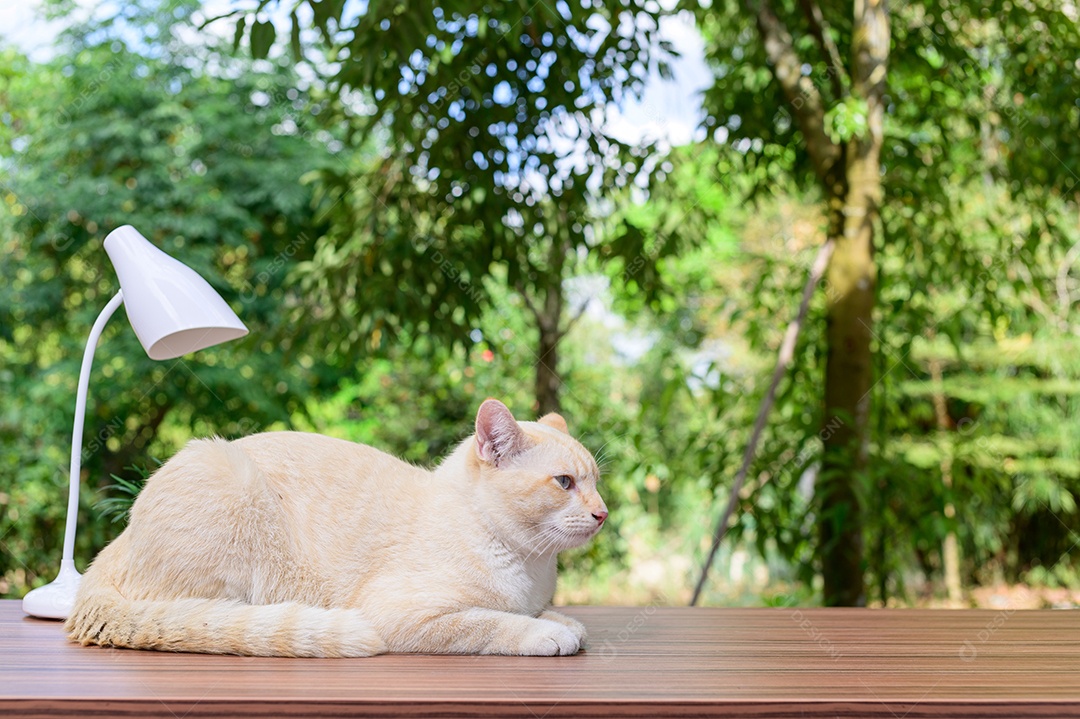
[1, 600, 1078, 717]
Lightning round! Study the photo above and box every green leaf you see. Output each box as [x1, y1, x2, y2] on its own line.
[290, 13, 303, 63]
[311, 0, 345, 41]
[250, 19, 276, 60]
[232, 16, 246, 52]
[824, 96, 870, 144]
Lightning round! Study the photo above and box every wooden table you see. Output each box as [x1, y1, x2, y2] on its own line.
[1, 600, 1078, 717]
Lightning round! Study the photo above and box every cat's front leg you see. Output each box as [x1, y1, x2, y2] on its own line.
[538, 609, 587, 647]
[404, 607, 581, 656]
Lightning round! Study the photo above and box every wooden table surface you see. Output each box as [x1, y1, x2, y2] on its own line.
[1, 600, 1078, 718]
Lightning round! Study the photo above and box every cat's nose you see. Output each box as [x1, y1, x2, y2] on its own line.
[592, 511, 608, 524]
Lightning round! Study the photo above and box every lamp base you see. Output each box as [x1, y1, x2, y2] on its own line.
[22, 559, 82, 620]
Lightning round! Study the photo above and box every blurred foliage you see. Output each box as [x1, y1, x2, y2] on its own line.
[666, 0, 1080, 602]
[0, 0, 1077, 606]
[718, 193, 1080, 601]
[221, 0, 718, 415]
[223, 0, 678, 342]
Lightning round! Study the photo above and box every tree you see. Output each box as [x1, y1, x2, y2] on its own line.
[685, 0, 1080, 603]
[684, 0, 885, 605]
[223, 0, 680, 414]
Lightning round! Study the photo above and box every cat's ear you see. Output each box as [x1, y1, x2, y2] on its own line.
[538, 413, 569, 434]
[475, 399, 526, 466]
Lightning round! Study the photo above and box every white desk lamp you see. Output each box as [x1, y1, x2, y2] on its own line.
[22, 225, 248, 619]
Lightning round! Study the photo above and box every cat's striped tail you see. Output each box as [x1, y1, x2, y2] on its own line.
[64, 554, 386, 658]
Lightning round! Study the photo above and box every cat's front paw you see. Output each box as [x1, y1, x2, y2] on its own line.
[517, 619, 581, 656]
[538, 610, 587, 646]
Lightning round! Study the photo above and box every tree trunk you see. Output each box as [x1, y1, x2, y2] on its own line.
[819, 196, 872, 607]
[930, 357, 963, 605]
[750, 0, 889, 605]
[535, 301, 562, 415]
[818, 0, 887, 607]
[532, 235, 568, 416]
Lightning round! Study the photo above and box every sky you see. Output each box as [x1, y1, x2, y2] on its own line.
[1, 0, 72, 61]
[605, 12, 712, 148]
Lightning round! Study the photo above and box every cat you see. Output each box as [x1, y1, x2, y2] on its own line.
[64, 399, 608, 657]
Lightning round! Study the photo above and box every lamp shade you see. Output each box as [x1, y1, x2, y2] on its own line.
[103, 226, 248, 360]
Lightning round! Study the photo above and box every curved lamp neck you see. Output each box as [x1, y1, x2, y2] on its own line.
[62, 290, 124, 562]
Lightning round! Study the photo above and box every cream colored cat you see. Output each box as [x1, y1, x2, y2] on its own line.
[65, 399, 607, 657]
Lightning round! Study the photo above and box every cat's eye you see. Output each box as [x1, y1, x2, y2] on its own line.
[554, 474, 574, 490]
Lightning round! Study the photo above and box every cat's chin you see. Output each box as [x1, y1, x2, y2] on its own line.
[561, 526, 603, 549]
[529, 529, 597, 557]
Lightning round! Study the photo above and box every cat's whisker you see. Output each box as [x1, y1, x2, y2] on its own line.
[525, 524, 564, 561]
[511, 519, 558, 560]
[591, 438, 615, 458]
[518, 523, 555, 552]
[591, 433, 629, 464]
[543, 526, 571, 553]
[529, 532, 562, 560]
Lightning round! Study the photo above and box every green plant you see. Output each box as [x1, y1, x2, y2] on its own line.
[95, 462, 157, 525]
